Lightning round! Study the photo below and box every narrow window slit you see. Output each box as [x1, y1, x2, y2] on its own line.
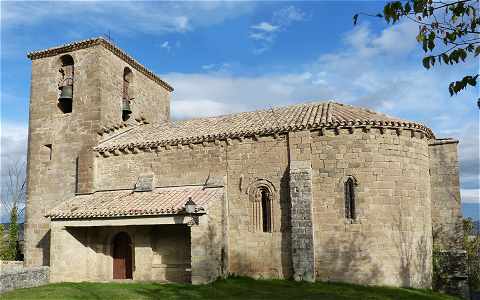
[345, 177, 356, 220]
[261, 188, 272, 232]
[44, 144, 52, 161]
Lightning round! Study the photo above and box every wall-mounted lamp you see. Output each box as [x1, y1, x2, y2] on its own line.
[185, 197, 199, 226]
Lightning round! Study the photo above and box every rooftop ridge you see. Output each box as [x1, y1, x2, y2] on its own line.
[93, 101, 435, 152]
[27, 37, 174, 92]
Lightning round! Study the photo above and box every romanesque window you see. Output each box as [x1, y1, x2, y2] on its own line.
[249, 181, 275, 233]
[261, 188, 272, 232]
[122, 67, 133, 121]
[58, 55, 74, 113]
[345, 177, 356, 219]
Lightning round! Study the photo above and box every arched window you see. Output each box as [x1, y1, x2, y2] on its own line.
[345, 177, 356, 219]
[261, 188, 272, 232]
[122, 67, 133, 121]
[58, 55, 74, 113]
[248, 179, 276, 233]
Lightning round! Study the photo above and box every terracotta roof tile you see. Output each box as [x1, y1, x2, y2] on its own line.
[47, 186, 222, 220]
[94, 101, 434, 152]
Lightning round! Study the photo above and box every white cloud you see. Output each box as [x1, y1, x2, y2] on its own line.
[249, 5, 306, 54]
[273, 6, 306, 25]
[172, 99, 236, 119]
[0, 122, 28, 166]
[251, 22, 278, 33]
[249, 32, 272, 42]
[461, 189, 480, 204]
[202, 64, 216, 70]
[200, 63, 232, 72]
[2, 2, 256, 35]
[344, 22, 418, 58]
[161, 41, 171, 52]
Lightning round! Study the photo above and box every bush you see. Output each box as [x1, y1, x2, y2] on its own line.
[464, 218, 480, 292]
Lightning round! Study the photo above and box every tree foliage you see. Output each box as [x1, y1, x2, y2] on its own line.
[354, 0, 480, 105]
[464, 218, 480, 291]
[2, 206, 19, 261]
[0, 223, 4, 259]
[1, 160, 26, 261]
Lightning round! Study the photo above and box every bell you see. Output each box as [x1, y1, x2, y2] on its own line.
[59, 85, 73, 101]
[122, 98, 132, 115]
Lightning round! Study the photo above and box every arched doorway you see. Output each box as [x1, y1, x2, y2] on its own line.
[112, 232, 133, 279]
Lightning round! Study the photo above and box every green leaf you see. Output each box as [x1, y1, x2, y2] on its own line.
[416, 32, 424, 42]
[450, 51, 460, 63]
[459, 49, 467, 62]
[442, 53, 450, 64]
[404, 2, 411, 14]
[384, 4, 392, 23]
[428, 39, 435, 51]
[475, 46, 480, 57]
[449, 82, 455, 96]
[422, 56, 431, 69]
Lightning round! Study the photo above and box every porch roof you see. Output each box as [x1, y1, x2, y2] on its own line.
[47, 186, 223, 220]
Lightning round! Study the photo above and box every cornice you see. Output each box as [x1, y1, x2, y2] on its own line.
[27, 37, 174, 92]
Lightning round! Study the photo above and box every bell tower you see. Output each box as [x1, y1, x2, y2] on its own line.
[24, 38, 173, 267]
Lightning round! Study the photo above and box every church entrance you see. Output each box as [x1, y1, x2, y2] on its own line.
[112, 232, 133, 279]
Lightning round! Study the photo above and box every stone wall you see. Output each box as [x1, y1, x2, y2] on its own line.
[310, 127, 433, 288]
[97, 46, 170, 126]
[225, 135, 291, 279]
[429, 139, 463, 249]
[0, 266, 49, 293]
[191, 190, 226, 284]
[95, 140, 227, 190]
[0, 261, 23, 273]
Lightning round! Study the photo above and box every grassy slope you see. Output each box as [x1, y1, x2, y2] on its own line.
[1, 277, 460, 300]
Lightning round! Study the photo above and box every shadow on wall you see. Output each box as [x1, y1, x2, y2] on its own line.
[35, 230, 51, 266]
[280, 170, 292, 279]
[228, 170, 292, 279]
[321, 232, 383, 285]
[390, 210, 431, 288]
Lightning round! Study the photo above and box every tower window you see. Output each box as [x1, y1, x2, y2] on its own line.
[58, 55, 74, 114]
[43, 144, 52, 161]
[122, 67, 133, 121]
[345, 177, 356, 219]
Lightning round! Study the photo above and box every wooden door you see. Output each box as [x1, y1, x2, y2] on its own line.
[113, 232, 133, 279]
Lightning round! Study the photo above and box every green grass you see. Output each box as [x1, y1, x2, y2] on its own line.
[1, 277, 460, 300]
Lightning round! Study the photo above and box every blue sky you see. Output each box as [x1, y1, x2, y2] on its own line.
[1, 1, 478, 221]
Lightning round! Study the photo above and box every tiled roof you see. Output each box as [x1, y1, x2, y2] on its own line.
[47, 186, 223, 220]
[27, 37, 173, 92]
[94, 101, 434, 152]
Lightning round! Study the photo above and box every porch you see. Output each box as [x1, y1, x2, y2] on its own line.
[46, 186, 225, 284]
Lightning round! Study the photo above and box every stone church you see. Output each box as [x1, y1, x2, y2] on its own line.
[24, 37, 464, 287]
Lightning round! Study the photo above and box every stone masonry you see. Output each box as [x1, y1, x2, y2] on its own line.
[0, 266, 49, 293]
[289, 161, 314, 282]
